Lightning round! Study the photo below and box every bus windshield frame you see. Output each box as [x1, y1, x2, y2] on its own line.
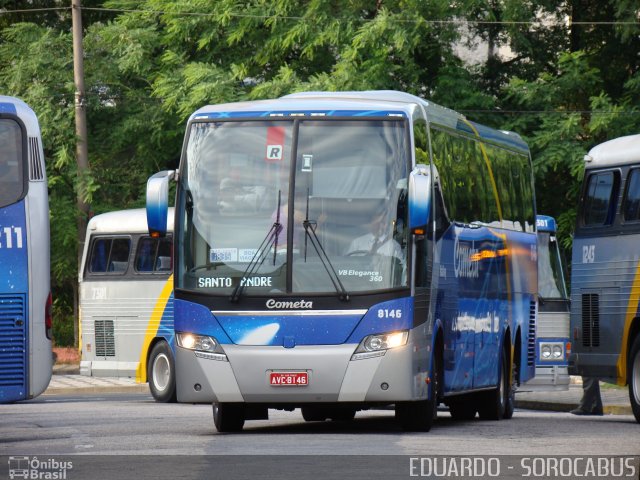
[176, 117, 410, 298]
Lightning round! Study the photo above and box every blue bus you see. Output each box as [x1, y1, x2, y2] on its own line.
[522, 215, 570, 391]
[568, 134, 640, 423]
[146, 90, 537, 431]
[0, 96, 51, 403]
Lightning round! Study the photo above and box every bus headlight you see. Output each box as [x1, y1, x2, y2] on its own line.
[539, 342, 564, 361]
[351, 330, 409, 360]
[176, 333, 227, 360]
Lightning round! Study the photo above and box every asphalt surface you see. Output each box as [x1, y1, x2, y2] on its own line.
[46, 364, 634, 416]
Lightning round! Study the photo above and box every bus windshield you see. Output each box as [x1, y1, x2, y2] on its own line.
[0, 119, 24, 208]
[178, 118, 409, 296]
[538, 232, 568, 300]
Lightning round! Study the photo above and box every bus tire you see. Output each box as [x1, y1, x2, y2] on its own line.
[448, 399, 477, 420]
[503, 353, 517, 420]
[478, 348, 509, 420]
[301, 406, 328, 422]
[148, 341, 177, 403]
[396, 351, 440, 431]
[213, 403, 245, 432]
[629, 335, 640, 423]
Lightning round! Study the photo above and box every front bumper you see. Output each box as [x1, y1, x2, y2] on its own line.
[175, 342, 420, 405]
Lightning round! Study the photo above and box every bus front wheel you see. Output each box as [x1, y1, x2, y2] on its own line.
[213, 403, 245, 432]
[629, 335, 640, 423]
[148, 341, 177, 403]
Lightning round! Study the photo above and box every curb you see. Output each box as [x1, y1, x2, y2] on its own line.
[44, 385, 150, 396]
[515, 400, 633, 416]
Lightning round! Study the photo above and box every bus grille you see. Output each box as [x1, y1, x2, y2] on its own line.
[94, 320, 115, 357]
[28, 137, 44, 181]
[0, 295, 26, 387]
[581, 294, 600, 347]
[528, 300, 536, 367]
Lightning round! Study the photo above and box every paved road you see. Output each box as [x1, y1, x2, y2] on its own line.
[2, 391, 638, 479]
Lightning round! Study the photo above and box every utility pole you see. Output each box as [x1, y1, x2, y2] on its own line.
[72, 0, 89, 347]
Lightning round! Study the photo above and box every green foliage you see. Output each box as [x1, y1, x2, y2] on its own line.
[0, 0, 638, 317]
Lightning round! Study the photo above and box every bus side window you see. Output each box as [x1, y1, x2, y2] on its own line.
[582, 171, 617, 226]
[623, 168, 640, 222]
[88, 237, 131, 274]
[108, 239, 131, 273]
[135, 236, 173, 273]
[90, 238, 110, 273]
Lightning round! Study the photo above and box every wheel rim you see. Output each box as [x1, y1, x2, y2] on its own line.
[152, 353, 171, 392]
[633, 348, 640, 405]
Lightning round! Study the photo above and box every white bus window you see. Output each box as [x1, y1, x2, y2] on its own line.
[135, 236, 173, 273]
[89, 237, 131, 274]
[623, 169, 640, 222]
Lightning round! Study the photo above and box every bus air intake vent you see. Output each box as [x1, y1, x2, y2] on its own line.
[94, 320, 116, 357]
[581, 294, 600, 347]
[528, 300, 536, 367]
[0, 295, 26, 387]
[28, 137, 44, 181]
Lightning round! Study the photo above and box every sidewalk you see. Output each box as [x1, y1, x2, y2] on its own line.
[46, 366, 634, 416]
[515, 383, 632, 416]
[45, 364, 149, 395]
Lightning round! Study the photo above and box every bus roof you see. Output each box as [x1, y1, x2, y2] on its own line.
[189, 90, 529, 153]
[0, 95, 41, 136]
[585, 134, 640, 168]
[87, 208, 175, 235]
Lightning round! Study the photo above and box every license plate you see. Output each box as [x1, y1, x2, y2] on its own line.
[269, 371, 309, 386]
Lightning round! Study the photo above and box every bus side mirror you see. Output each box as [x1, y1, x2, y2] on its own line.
[146, 170, 175, 237]
[409, 165, 431, 230]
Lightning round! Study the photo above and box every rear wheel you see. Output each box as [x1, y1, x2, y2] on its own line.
[478, 348, 509, 420]
[213, 403, 245, 432]
[448, 399, 477, 420]
[629, 335, 640, 423]
[148, 341, 176, 403]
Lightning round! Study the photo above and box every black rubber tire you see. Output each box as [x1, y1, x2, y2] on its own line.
[478, 348, 509, 420]
[628, 335, 640, 424]
[503, 355, 517, 420]
[396, 351, 440, 431]
[301, 406, 328, 422]
[328, 408, 357, 422]
[213, 403, 245, 432]
[448, 399, 477, 420]
[148, 341, 177, 403]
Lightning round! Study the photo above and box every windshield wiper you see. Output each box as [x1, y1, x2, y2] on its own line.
[302, 190, 350, 302]
[230, 191, 283, 303]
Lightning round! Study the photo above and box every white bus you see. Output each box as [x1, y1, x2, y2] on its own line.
[79, 208, 176, 401]
[0, 96, 51, 403]
[569, 134, 640, 423]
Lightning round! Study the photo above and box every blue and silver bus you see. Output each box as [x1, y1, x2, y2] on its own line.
[568, 134, 640, 423]
[0, 96, 51, 403]
[146, 90, 538, 431]
[522, 215, 570, 391]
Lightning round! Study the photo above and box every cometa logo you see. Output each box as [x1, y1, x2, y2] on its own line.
[266, 299, 314, 309]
